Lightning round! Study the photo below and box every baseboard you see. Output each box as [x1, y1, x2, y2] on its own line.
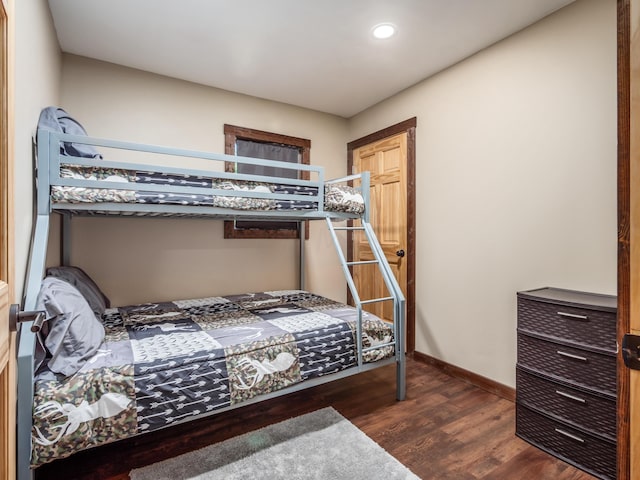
[412, 351, 516, 402]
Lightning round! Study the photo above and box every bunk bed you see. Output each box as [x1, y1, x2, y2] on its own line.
[14, 126, 406, 479]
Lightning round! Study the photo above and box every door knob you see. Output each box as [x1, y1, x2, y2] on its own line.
[9, 304, 46, 332]
[396, 249, 405, 257]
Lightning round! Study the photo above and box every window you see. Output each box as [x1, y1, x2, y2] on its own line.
[223, 124, 311, 239]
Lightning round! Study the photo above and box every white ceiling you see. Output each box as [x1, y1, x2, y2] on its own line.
[47, 0, 576, 118]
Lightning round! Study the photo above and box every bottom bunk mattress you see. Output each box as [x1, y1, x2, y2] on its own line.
[31, 290, 394, 466]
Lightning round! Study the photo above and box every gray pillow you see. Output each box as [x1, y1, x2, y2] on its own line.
[46, 266, 110, 317]
[35, 277, 105, 377]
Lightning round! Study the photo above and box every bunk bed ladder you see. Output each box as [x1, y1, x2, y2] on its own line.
[325, 218, 406, 401]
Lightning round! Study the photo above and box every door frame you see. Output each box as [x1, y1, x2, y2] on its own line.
[0, 0, 15, 478]
[618, 0, 633, 479]
[347, 117, 416, 353]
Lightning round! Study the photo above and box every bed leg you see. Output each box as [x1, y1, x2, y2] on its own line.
[17, 329, 38, 480]
[396, 354, 406, 401]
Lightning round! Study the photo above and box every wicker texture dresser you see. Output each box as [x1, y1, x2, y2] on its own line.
[516, 287, 617, 480]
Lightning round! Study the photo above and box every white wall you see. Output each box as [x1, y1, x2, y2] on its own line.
[348, 0, 617, 387]
[57, 55, 350, 306]
[21, 0, 615, 390]
[14, 1, 61, 302]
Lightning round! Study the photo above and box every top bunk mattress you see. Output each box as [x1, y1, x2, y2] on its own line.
[37, 129, 369, 219]
[51, 165, 365, 215]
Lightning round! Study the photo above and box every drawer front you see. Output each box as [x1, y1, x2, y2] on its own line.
[518, 298, 616, 352]
[516, 367, 616, 441]
[517, 334, 616, 396]
[516, 404, 616, 480]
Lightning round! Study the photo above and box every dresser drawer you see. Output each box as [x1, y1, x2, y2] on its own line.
[517, 297, 616, 353]
[516, 404, 616, 480]
[517, 334, 616, 396]
[516, 367, 616, 441]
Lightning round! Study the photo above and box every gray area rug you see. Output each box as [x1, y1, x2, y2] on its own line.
[129, 407, 419, 480]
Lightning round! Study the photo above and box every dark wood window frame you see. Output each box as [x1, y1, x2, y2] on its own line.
[223, 124, 310, 239]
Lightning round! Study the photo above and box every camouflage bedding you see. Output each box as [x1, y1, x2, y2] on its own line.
[31, 290, 393, 466]
[51, 166, 365, 214]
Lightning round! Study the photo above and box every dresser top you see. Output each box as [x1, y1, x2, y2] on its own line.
[517, 287, 617, 312]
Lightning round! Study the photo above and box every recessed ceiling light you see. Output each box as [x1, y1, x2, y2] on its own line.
[372, 23, 396, 40]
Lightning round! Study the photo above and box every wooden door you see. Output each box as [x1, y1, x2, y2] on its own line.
[0, 0, 14, 478]
[351, 132, 408, 322]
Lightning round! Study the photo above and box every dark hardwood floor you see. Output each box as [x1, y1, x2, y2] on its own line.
[34, 358, 596, 480]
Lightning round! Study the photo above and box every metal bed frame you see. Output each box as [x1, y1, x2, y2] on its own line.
[15, 129, 406, 479]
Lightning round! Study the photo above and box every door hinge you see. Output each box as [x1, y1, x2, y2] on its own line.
[622, 333, 640, 370]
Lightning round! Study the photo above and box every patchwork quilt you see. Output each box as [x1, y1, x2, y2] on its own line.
[31, 290, 394, 466]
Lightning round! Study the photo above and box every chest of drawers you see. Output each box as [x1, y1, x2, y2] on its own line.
[516, 287, 617, 480]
